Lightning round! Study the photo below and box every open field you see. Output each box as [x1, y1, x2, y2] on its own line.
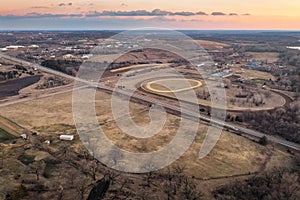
[108, 48, 182, 69]
[0, 89, 293, 178]
[0, 93, 74, 130]
[245, 52, 279, 63]
[0, 115, 23, 141]
[233, 68, 276, 81]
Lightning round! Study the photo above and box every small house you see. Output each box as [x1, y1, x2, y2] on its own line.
[21, 134, 28, 140]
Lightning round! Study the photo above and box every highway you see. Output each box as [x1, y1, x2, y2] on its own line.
[0, 85, 89, 108]
[1, 53, 300, 151]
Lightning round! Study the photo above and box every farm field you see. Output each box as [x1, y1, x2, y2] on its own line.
[0, 115, 23, 141]
[0, 75, 42, 99]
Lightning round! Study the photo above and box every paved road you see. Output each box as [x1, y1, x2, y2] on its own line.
[0, 85, 88, 107]
[1, 53, 300, 151]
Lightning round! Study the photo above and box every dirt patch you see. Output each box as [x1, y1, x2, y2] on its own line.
[143, 78, 202, 93]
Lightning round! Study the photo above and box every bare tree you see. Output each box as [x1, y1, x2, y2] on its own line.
[75, 176, 91, 200]
[162, 179, 176, 200]
[173, 164, 186, 185]
[179, 177, 203, 200]
[0, 145, 5, 169]
[68, 170, 78, 188]
[57, 185, 64, 200]
[32, 160, 45, 181]
[89, 160, 99, 181]
[144, 172, 155, 187]
[104, 170, 121, 185]
[173, 164, 186, 175]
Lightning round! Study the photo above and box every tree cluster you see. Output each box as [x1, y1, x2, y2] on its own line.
[214, 167, 300, 200]
[243, 103, 300, 143]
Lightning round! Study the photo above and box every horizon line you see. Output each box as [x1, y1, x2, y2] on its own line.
[0, 29, 300, 32]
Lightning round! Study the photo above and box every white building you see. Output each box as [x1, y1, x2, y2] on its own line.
[81, 54, 93, 59]
[28, 45, 39, 48]
[59, 135, 74, 141]
[63, 54, 74, 59]
[5, 45, 25, 49]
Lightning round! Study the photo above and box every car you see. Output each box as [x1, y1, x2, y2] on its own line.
[232, 127, 239, 131]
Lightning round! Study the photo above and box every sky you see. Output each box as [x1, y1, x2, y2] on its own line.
[0, 0, 300, 30]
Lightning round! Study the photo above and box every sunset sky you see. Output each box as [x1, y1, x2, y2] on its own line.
[0, 0, 300, 30]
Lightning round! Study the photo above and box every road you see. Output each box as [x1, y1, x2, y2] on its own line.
[0, 85, 88, 107]
[1, 53, 300, 151]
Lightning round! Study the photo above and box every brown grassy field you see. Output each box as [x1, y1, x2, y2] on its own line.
[0, 89, 292, 178]
[233, 68, 276, 81]
[245, 52, 279, 63]
[196, 40, 229, 50]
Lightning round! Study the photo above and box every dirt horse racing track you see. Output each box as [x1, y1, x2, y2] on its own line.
[140, 77, 291, 113]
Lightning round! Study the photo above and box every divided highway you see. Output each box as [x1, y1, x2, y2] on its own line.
[1, 53, 299, 151]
